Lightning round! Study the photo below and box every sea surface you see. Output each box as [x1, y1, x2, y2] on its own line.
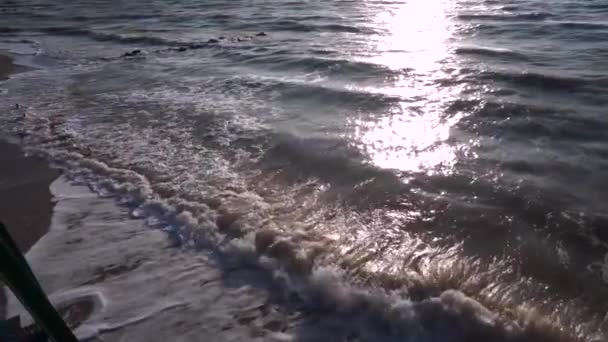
[1, 0, 608, 340]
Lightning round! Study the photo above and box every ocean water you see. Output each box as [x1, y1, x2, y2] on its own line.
[1, 0, 608, 340]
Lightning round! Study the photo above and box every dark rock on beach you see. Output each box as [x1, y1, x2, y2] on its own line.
[122, 49, 143, 57]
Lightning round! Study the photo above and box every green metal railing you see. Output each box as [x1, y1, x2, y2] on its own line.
[0, 221, 78, 341]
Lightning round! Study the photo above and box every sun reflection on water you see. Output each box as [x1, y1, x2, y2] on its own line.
[351, 108, 465, 175]
[349, 0, 468, 175]
[368, 0, 452, 71]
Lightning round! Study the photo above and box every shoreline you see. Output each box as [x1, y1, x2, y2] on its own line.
[0, 53, 60, 318]
[0, 53, 60, 251]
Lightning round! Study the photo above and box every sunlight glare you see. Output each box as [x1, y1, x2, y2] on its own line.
[350, 0, 464, 175]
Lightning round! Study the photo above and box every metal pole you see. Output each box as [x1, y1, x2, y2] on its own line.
[0, 222, 78, 342]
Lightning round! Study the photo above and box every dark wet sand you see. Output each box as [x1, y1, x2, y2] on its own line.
[0, 141, 59, 251]
[0, 54, 60, 317]
[0, 54, 16, 81]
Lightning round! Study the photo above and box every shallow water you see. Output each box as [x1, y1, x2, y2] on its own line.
[1, 0, 608, 340]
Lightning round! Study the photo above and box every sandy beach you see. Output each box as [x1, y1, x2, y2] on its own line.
[0, 53, 59, 318]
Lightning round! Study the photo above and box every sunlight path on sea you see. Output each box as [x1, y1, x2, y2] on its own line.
[348, 0, 474, 176]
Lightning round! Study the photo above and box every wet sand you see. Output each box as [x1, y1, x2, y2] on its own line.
[0, 141, 59, 252]
[0, 54, 15, 81]
[0, 53, 26, 82]
[0, 53, 60, 317]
